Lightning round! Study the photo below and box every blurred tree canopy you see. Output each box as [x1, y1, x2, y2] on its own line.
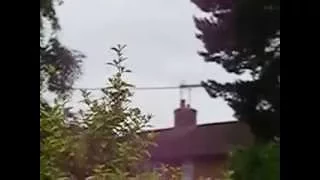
[40, 0, 85, 94]
[40, 45, 156, 179]
[192, 0, 280, 141]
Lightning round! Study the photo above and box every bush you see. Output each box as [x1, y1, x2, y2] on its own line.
[222, 141, 280, 180]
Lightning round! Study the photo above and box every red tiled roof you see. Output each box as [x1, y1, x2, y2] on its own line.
[149, 121, 254, 161]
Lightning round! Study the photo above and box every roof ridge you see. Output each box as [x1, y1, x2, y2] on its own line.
[143, 120, 239, 133]
[196, 120, 238, 127]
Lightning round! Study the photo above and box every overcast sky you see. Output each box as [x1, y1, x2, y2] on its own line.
[56, 0, 243, 129]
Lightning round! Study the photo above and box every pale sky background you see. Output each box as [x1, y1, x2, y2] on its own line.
[55, 0, 247, 129]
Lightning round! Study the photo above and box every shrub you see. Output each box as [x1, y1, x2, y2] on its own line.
[221, 141, 280, 180]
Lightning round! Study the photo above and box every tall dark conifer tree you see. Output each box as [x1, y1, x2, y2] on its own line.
[40, 0, 85, 94]
[192, 0, 280, 141]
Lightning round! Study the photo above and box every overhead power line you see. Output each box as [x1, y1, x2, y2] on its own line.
[71, 84, 203, 91]
[70, 83, 203, 105]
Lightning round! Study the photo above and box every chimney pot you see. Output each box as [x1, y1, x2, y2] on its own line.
[174, 99, 197, 128]
[180, 99, 186, 108]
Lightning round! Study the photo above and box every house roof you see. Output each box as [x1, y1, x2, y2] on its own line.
[148, 121, 254, 161]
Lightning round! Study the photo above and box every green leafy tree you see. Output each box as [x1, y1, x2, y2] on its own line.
[75, 45, 156, 179]
[40, 2, 84, 171]
[40, 45, 161, 180]
[191, 0, 280, 141]
[40, 100, 69, 179]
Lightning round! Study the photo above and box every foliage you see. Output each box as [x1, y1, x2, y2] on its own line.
[73, 45, 156, 179]
[156, 164, 182, 180]
[40, 1, 85, 175]
[40, 45, 182, 180]
[89, 164, 182, 180]
[191, 0, 280, 141]
[40, 100, 69, 179]
[223, 141, 280, 180]
[40, 0, 84, 94]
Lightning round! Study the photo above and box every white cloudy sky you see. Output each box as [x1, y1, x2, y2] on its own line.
[56, 0, 242, 129]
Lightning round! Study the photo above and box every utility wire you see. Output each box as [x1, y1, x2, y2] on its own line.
[71, 84, 203, 91]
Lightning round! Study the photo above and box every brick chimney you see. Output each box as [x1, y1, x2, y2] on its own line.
[174, 99, 197, 128]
